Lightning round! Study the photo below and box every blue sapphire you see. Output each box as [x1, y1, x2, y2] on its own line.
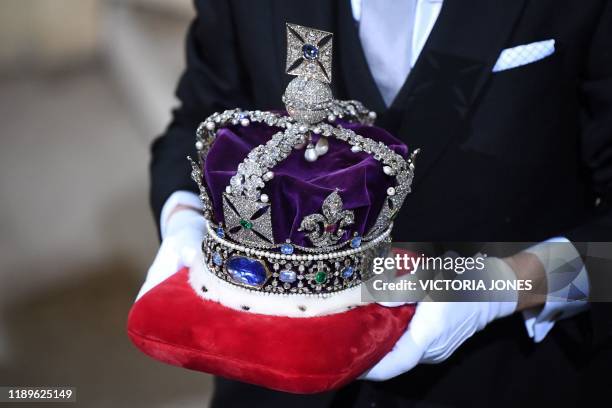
[302, 44, 319, 60]
[279, 270, 297, 283]
[342, 266, 354, 279]
[350, 236, 362, 248]
[212, 251, 223, 266]
[216, 227, 225, 238]
[280, 243, 294, 255]
[226, 256, 268, 287]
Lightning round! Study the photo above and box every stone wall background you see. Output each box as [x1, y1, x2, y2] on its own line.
[0, 1, 213, 406]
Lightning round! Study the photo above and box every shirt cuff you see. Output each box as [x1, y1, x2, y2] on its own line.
[160, 191, 203, 239]
[521, 237, 590, 342]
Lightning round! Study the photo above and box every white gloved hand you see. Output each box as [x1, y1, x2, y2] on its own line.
[362, 257, 518, 381]
[136, 210, 206, 301]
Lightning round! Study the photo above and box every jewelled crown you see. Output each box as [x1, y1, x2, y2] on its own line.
[189, 24, 418, 296]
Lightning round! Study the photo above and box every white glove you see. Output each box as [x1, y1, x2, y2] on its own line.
[362, 257, 517, 381]
[136, 209, 206, 301]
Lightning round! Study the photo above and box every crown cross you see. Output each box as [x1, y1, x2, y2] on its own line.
[285, 23, 333, 83]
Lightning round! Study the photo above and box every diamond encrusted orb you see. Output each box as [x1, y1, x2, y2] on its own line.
[283, 76, 333, 124]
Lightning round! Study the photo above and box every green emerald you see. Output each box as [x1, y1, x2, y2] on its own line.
[314, 271, 327, 284]
[239, 219, 253, 229]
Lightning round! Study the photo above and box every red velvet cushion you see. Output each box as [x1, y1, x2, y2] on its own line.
[128, 268, 415, 394]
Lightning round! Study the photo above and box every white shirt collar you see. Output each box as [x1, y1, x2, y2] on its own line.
[351, 0, 443, 22]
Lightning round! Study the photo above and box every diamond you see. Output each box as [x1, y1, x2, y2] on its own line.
[279, 270, 297, 283]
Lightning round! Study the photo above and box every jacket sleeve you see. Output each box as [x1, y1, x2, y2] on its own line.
[149, 0, 252, 232]
[568, 1, 612, 349]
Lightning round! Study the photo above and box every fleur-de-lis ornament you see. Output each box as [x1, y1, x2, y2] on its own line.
[298, 190, 355, 247]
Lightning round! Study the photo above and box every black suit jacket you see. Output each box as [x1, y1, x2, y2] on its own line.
[150, 0, 612, 406]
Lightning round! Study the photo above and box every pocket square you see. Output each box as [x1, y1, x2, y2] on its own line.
[492, 39, 555, 72]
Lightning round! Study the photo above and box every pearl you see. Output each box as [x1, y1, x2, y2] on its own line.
[313, 127, 321, 134]
[368, 111, 377, 120]
[383, 165, 394, 175]
[195, 140, 204, 150]
[387, 187, 396, 196]
[327, 114, 336, 122]
[225, 186, 232, 194]
[351, 145, 362, 153]
[315, 137, 329, 156]
[263, 171, 274, 181]
[260, 194, 269, 203]
[205, 121, 215, 130]
[240, 118, 250, 127]
[304, 146, 318, 162]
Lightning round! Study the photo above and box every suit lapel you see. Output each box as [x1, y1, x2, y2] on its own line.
[391, 0, 528, 185]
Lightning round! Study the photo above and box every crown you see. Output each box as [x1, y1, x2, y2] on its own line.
[189, 24, 418, 297]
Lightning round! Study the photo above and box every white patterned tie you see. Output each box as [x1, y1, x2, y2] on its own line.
[358, 0, 417, 106]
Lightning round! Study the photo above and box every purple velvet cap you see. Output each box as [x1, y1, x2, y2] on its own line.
[203, 120, 408, 247]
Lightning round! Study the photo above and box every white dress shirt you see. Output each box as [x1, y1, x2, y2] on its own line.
[352, 0, 443, 105]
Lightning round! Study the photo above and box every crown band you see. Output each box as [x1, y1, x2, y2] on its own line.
[203, 223, 391, 295]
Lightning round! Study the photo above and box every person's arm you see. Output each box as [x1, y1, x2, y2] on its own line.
[364, 3, 612, 379]
[509, 238, 589, 342]
[510, 0, 612, 346]
[565, 0, 612, 347]
[362, 243, 586, 381]
[138, 0, 252, 300]
[150, 0, 251, 234]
